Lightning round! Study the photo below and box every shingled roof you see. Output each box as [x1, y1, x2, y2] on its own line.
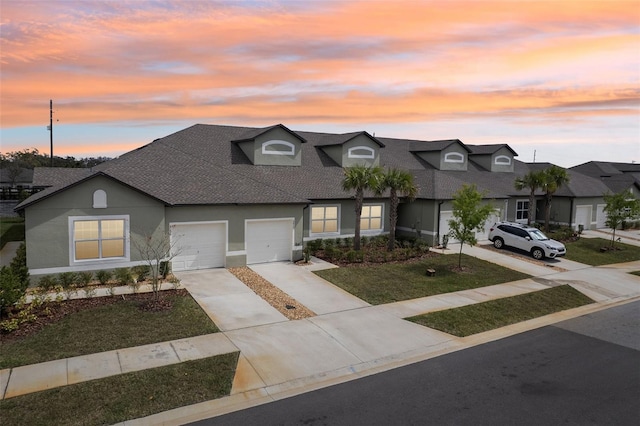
[16, 123, 623, 211]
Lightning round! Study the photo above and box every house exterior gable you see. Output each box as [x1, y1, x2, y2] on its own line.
[235, 124, 305, 166]
[25, 174, 165, 275]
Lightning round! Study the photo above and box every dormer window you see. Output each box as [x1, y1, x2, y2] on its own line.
[444, 152, 465, 163]
[261, 140, 295, 156]
[347, 146, 375, 159]
[494, 155, 511, 165]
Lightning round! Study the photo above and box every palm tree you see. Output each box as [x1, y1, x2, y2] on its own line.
[342, 165, 383, 251]
[514, 170, 546, 226]
[541, 165, 570, 232]
[376, 168, 418, 251]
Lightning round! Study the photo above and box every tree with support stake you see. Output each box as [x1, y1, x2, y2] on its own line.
[448, 184, 495, 269]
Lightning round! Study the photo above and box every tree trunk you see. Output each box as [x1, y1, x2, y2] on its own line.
[388, 190, 398, 251]
[545, 194, 552, 232]
[354, 190, 364, 251]
[528, 190, 536, 226]
[458, 242, 463, 268]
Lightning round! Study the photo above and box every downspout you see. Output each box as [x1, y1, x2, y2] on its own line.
[437, 200, 444, 246]
[302, 203, 310, 245]
[569, 198, 574, 230]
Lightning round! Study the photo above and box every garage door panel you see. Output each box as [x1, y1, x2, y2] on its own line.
[246, 220, 292, 264]
[171, 223, 226, 271]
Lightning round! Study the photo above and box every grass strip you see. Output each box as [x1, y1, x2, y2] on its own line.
[407, 285, 594, 337]
[314, 254, 530, 305]
[0, 352, 239, 426]
[0, 293, 219, 369]
[564, 238, 640, 266]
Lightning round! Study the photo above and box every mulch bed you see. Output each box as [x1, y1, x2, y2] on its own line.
[0, 289, 187, 343]
[228, 267, 315, 320]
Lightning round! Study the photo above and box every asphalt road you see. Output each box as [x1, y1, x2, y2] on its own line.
[192, 301, 640, 426]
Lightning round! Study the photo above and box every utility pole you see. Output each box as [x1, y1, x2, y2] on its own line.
[49, 99, 53, 167]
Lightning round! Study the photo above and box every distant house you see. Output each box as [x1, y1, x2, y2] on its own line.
[15, 123, 630, 277]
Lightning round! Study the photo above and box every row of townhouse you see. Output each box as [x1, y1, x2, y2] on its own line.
[15, 123, 640, 276]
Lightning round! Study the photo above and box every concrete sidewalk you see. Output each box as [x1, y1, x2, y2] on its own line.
[1, 248, 639, 426]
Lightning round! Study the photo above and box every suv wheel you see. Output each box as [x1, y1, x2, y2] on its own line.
[531, 247, 544, 260]
[493, 237, 504, 249]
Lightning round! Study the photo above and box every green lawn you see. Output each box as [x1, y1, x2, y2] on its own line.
[0, 217, 24, 249]
[314, 254, 531, 305]
[0, 352, 239, 426]
[408, 285, 594, 337]
[564, 238, 640, 266]
[0, 292, 219, 369]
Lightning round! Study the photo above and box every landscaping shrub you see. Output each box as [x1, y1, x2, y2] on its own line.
[160, 261, 170, 279]
[323, 238, 336, 250]
[9, 242, 29, 287]
[306, 239, 323, 254]
[75, 271, 94, 288]
[95, 270, 112, 286]
[58, 272, 78, 299]
[37, 275, 59, 293]
[114, 268, 133, 286]
[0, 267, 27, 317]
[131, 265, 150, 283]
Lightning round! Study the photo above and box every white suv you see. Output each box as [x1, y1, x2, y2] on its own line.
[488, 222, 566, 260]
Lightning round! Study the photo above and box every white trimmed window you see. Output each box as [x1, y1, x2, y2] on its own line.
[310, 206, 339, 234]
[347, 146, 375, 159]
[261, 140, 295, 156]
[69, 215, 129, 263]
[516, 200, 529, 222]
[361, 204, 383, 231]
[444, 152, 465, 163]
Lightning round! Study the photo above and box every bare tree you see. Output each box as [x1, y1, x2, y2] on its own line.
[131, 231, 181, 300]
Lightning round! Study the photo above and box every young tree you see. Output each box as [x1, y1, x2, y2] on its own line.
[541, 165, 570, 232]
[514, 170, 545, 226]
[375, 168, 418, 251]
[131, 231, 181, 301]
[448, 184, 495, 268]
[603, 191, 640, 247]
[342, 165, 383, 251]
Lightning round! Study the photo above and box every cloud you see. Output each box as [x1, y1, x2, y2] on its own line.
[1, 0, 638, 163]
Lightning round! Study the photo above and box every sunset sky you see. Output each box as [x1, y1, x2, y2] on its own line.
[1, 0, 638, 167]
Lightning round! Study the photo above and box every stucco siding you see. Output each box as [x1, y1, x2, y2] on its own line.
[166, 203, 304, 259]
[25, 175, 165, 273]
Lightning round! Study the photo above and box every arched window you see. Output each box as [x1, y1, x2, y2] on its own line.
[444, 152, 465, 163]
[93, 190, 107, 208]
[347, 146, 375, 159]
[494, 155, 512, 165]
[262, 140, 295, 156]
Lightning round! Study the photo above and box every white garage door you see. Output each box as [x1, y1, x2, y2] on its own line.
[440, 210, 500, 244]
[575, 205, 592, 231]
[246, 219, 293, 264]
[170, 222, 226, 271]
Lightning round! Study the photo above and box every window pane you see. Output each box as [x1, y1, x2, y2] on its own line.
[325, 219, 338, 232]
[325, 207, 338, 219]
[360, 218, 370, 230]
[361, 206, 370, 217]
[311, 207, 325, 220]
[311, 221, 324, 233]
[102, 239, 125, 258]
[370, 205, 382, 217]
[76, 241, 99, 259]
[370, 218, 382, 229]
[102, 220, 124, 239]
[74, 221, 98, 240]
